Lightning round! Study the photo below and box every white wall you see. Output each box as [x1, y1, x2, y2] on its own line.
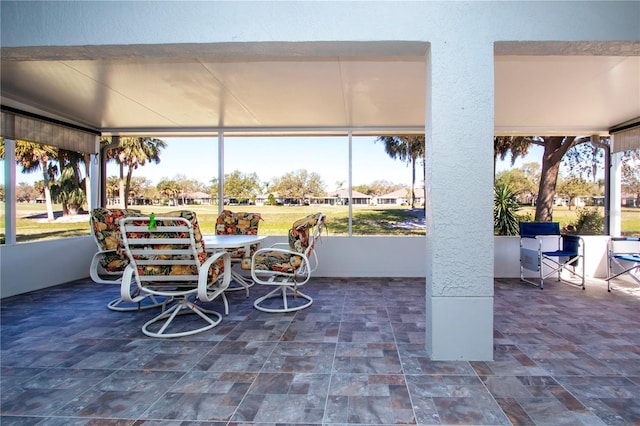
[0, 236, 427, 299]
[1, 235, 612, 299]
[0, 237, 97, 298]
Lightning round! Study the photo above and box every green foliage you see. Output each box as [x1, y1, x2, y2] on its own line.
[271, 169, 325, 199]
[266, 194, 278, 206]
[494, 183, 522, 236]
[224, 170, 262, 199]
[49, 157, 86, 214]
[564, 207, 604, 235]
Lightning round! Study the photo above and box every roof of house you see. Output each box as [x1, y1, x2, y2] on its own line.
[378, 189, 410, 199]
[328, 188, 371, 198]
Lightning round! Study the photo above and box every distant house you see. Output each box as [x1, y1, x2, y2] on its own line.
[181, 191, 212, 205]
[325, 188, 371, 205]
[376, 188, 410, 205]
[622, 192, 638, 207]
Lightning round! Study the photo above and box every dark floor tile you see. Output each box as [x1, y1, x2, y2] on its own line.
[1, 276, 639, 425]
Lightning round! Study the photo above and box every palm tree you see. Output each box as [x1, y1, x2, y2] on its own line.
[375, 136, 425, 208]
[493, 136, 538, 172]
[105, 137, 167, 208]
[49, 150, 86, 215]
[0, 140, 58, 221]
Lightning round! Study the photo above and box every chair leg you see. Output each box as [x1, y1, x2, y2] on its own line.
[253, 285, 313, 313]
[607, 258, 640, 292]
[224, 266, 254, 297]
[107, 294, 168, 312]
[141, 297, 222, 338]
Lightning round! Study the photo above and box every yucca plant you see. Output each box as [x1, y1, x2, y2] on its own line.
[494, 182, 521, 236]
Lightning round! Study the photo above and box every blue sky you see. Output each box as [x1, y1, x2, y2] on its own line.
[4, 135, 544, 188]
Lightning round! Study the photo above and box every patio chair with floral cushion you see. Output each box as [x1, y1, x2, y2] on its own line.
[119, 210, 231, 338]
[214, 210, 263, 295]
[251, 212, 326, 313]
[89, 207, 165, 311]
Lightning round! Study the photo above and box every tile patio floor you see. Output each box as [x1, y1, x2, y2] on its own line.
[1, 276, 639, 425]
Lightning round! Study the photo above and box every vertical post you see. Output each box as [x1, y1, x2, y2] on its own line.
[348, 131, 353, 236]
[610, 150, 622, 236]
[591, 135, 610, 235]
[101, 136, 119, 207]
[88, 136, 100, 210]
[4, 138, 17, 244]
[425, 39, 494, 361]
[218, 133, 224, 214]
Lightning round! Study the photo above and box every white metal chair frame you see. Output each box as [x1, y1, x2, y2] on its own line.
[251, 213, 325, 313]
[89, 208, 165, 312]
[119, 216, 231, 338]
[606, 237, 640, 292]
[519, 222, 585, 290]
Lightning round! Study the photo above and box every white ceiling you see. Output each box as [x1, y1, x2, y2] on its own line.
[1, 42, 639, 137]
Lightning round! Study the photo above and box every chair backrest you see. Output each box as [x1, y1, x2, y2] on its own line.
[288, 212, 326, 257]
[215, 210, 263, 258]
[519, 221, 560, 238]
[119, 211, 223, 285]
[90, 207, 141, 272]
[215, 210, 262, 235]
[90, 207, 141, 251]
[561, 234, 581, 255]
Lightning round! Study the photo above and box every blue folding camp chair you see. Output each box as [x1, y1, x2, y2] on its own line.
[519, 221, 585, 290]
[606, 237, 640, 292]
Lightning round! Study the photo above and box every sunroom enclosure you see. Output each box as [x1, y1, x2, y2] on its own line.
[1, 1, 639, 361]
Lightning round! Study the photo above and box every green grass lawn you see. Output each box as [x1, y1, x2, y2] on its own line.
[1, 202, 638, 243]
[517, 205, 640, 236]
[0, 203, 426, 243]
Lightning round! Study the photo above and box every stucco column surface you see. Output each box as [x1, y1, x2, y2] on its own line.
[425, 39, 494, 361]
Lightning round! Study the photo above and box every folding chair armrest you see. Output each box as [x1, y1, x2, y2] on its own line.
[198, 251, 231, 302]
[520, 235, 543, 250]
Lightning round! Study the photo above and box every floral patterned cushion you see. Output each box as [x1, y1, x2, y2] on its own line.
[215, 210, 263, 259]
[90, 207, 141, 272]
[253, 212, 325, 273]
[125, 211, 224, 282]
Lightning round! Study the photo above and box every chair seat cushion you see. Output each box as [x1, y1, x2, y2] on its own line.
[253, 250, 303, 273]
[101, 251, 129, 272]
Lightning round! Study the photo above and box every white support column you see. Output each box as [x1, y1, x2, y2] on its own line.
[610, 151, 623, 236]
[217, 133, 224, 214]
[4, 138, 17, 245]
[348, 131, 353, 236]
[88, 136, 100, 210]
[425, 40, 494, 361]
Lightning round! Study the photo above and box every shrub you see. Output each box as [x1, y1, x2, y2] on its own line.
[565, 207, 604, 235]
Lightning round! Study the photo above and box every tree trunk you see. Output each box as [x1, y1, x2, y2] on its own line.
[125, 168, 134, 209]
[119, 163, 126, 208]
[410, 157, 416, 209]
[41, 160, 55, 221]
[535, 136, 575, 221]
